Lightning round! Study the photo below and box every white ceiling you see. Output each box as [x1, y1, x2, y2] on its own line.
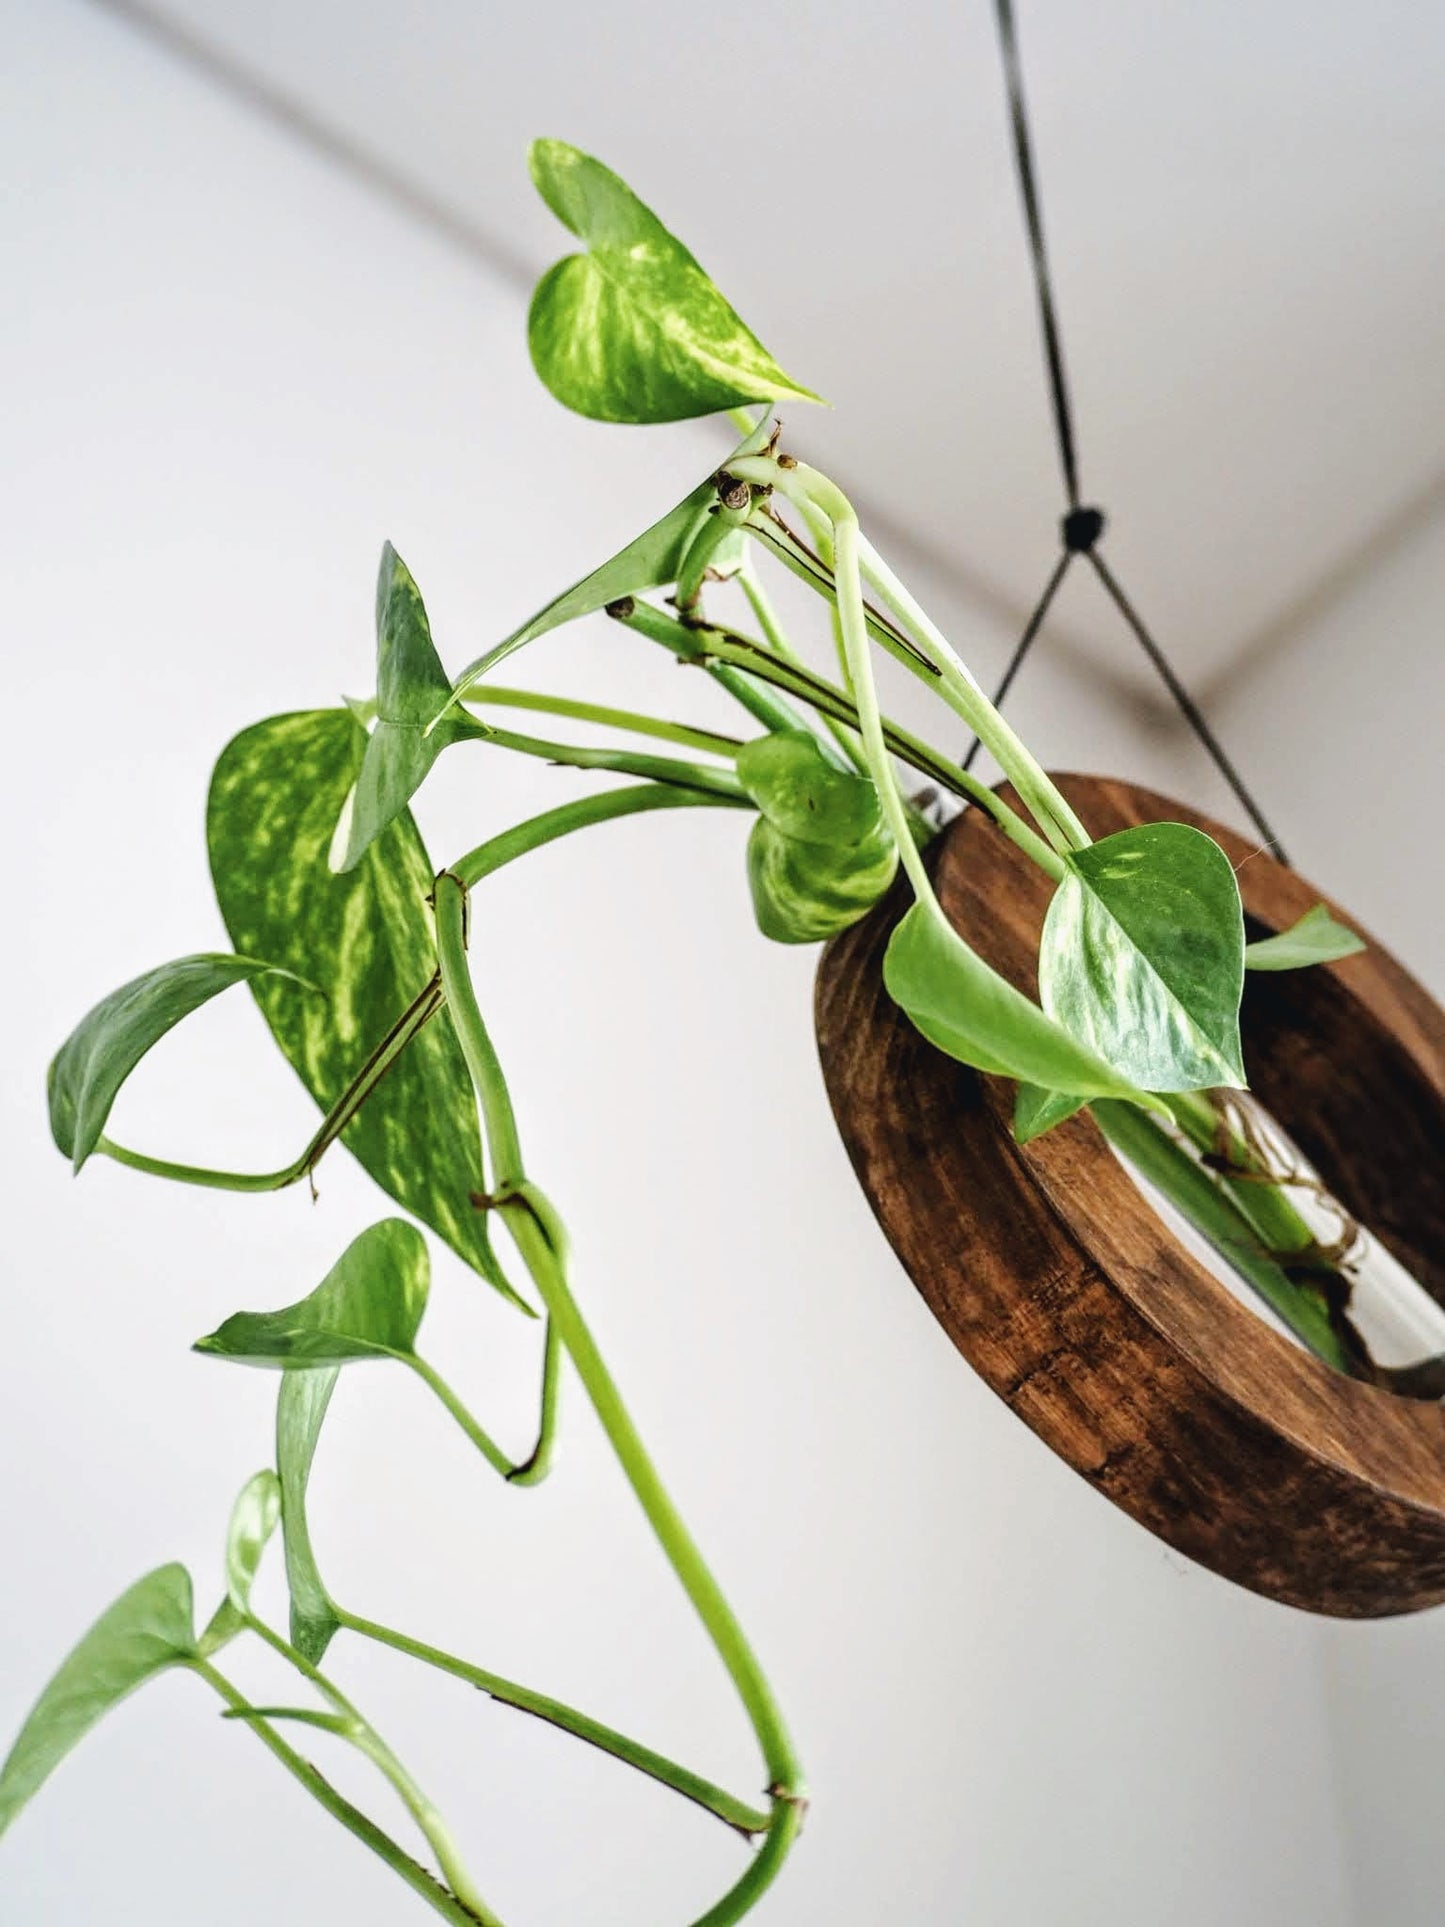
[105, 0, 1444, 707]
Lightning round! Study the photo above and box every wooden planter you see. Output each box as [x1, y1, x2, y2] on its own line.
[815, 773, 1445, 1618]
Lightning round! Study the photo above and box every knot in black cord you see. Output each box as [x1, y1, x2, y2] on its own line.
[1061, 505, 1106, 553]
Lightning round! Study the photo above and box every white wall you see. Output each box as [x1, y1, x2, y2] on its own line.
[0, 6, 1357, 1925]
[1213, 500, 1445, 1927]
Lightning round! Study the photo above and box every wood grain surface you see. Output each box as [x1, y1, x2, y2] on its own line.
[815, 774, 1445, 1617]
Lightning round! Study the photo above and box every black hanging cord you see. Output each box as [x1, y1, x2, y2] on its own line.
[964, 0, 1290, 864]
[995, 0, 1082, 513]
[1088, 552, 1289, 858]
[961, 551, 1071, 771]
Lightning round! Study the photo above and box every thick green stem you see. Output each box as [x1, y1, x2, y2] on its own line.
[461, 719, 749, 805]
[451, 785, 739, 891]
[688, 627, 1064, 881]
[742, 510, 931, 672]
[1164, 1090, 1322, 1260]
[735, 454, 1086, 855]
[337, 1609, 770, 1839]
[735, 559, 868, 775]
[1092, 1100, 1355, 1374]
[852, 528, 1089, 855]
[433, 874, 804, 1924]
[607, 594, 817, 738]
[192, 1660, 489, 1927]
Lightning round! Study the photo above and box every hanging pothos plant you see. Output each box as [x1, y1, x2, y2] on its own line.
[5, 139, 1372, 1926]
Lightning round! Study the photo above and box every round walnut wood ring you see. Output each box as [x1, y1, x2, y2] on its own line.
[815, 773, 1445, 1618]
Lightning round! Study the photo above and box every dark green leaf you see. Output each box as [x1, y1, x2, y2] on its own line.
[224, 1470, 281, 1611]
[438, 416, 773, 714]
[276, 1368, 341, 1665]
[527, 139, 821, 424]
[0, 1565, 195, 1839]
[335, 544, 480, 873]
[207, 709, 524, 1309]
[1013, 1083, 1087, 1145]
[1245, 903, 1365, 972]
[48, 955, 304, 1171]
[1040, 823, 1246, 1093]
[195, 1219, 429, 1368]
[884, 902, 1145, 1097]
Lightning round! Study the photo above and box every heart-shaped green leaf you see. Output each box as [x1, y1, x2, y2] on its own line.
[884, 901, 1145, 1098]
[276, 1368, 341, 1665]
[1012, 1083, 1087, 1145]
[207, 709, 524, 1309]
[527, 139, 822, 424]
[738, 730, 897, 943]
[195, 1220, 429, 1368]
[1244, 903, 1365, 972]
[334, 544, 479, 873]
[438, 415, 774, 719]
[736, 730, 881, 845]
[224, 1470, 282, 1612]
[745, 819, 899, 944]
[0, 1565, 195, 1840]
[1040, 822, 1246, 1092]
[48, 954, 305, 1172]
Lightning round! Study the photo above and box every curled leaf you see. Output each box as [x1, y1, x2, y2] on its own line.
[737, 730, 897, 943]
[0, 1565, 195, 1840]
[334, 544, 480, 873]
[527, 139, 821, 424]
[1245, 903, 1365, 972]
[1012, 1083, 1087, 1145]
[195, 1219, 429, 1368]
[48, 954, 305, 1172]
[224, 1470, 282, 1612]
[276, 1369, 341, 1665]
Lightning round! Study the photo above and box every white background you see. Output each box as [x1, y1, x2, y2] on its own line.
[2, 3, 1441, 1922]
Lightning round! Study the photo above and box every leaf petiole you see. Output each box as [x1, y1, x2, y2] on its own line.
[336, 1609, 771, 1839]
[192, 1659, 492, 1926]
[240, 1615, 501, 1925]
[459, 684, 744, 759]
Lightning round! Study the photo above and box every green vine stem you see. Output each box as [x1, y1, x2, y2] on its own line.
[604, 593, 818, 739]
[95, 976, 445, 1193]
[734, 557, 870, 776]
[192, 1660, 491, 1927]
[335, 1609, 771, 1838]
[460, 686, 743, 759]
[731, 455, 1085, 858]
[672, 617, 1065, 879]
[407, 1318, 560, 1485]
[241, 1614, 501, 1924]
[432, 872, 805, 1925]
[449, 784, 738, 892]
[465, 722, 750, 804]
[1090, 1101, 1355, 1372]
